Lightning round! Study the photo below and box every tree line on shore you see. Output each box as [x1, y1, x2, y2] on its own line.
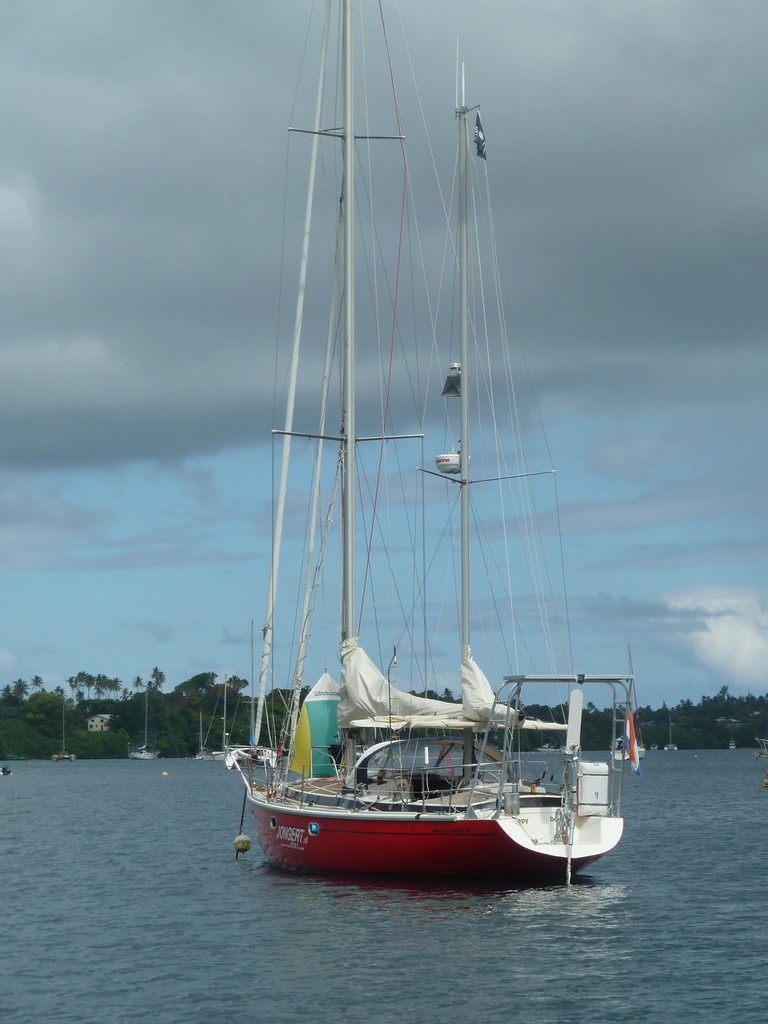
[1, 669, 767, 760]
[0, 670, 260, 760]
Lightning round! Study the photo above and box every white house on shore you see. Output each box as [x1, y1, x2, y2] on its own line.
[87, 714, 112, 732]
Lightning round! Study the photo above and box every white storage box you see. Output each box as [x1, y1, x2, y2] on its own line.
[577, 761, 610, 816]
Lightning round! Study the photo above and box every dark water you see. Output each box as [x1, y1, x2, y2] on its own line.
[1, 751, 764, 1023]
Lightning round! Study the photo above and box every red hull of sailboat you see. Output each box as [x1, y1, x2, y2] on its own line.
[248, 798, 605, 881]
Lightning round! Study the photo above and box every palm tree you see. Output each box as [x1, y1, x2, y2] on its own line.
[149, 667, 165, 692]
[30, 675, 45, 694]
[67, 676, 80, 705]
[72, 671, 95, 701]
[103, 676, 122, 698]
[12, 678, 29, 703]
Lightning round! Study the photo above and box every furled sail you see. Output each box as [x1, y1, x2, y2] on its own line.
[461, 650, 500, 722]
[338, 638, 467, 728]
[337, 639, 564, 732]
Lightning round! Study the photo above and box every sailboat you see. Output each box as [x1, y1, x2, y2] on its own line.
[664, 714, 678, 751]
[224, 626, 278, 765]
[52, 697, 76, 761]
[128, 686, 158, 760]
[195, 711, 225, 761]
[232, 0, 634, 883]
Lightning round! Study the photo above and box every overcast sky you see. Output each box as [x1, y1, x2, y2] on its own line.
[1, 0, 766, 711]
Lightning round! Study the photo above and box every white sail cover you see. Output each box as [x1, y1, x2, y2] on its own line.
[338, 638, 467, 728]
[461, 654, 568, 730]
[460, 652, 500, 722]
[337, 639, 566, 732]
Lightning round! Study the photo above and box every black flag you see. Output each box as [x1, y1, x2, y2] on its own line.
[474, 113, 486, 159]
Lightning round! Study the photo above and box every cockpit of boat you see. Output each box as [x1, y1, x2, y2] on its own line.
[355, 735, 499, 789]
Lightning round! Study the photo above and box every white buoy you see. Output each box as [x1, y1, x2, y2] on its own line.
[233, 833, 252, 854]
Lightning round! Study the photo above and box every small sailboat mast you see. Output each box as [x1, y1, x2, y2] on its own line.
[128, 680, 157, 759]
[52, 694, 76, 761]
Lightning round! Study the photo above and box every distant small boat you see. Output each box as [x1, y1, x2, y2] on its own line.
[1, 766, 12, 776]
[220, 668, 275, 769]
[128, 687, 158, 760]
[196, 747, 225, 761]
[664, 714, 678, 751]
[612, 737, 646, 761]
[195, 712, 224, 761]
[755, 738, 768, 759]
[52, 698, 76, 762]
[128, 745, 158, 760]
[728, 738, 736, 750]
[225, 744, 276, 771]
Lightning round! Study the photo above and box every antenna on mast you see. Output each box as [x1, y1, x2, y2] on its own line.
[455, 38, 459, 111]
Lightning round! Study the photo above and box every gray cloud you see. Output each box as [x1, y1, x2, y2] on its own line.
[1, 2, 766, 702]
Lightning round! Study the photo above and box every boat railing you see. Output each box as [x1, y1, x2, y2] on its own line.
[467, 673, 633, 818]
[276, 752, 507, 813]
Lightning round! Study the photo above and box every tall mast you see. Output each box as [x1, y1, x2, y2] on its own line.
[341, 0, 356, 644]
[458, 72, 470, 655]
